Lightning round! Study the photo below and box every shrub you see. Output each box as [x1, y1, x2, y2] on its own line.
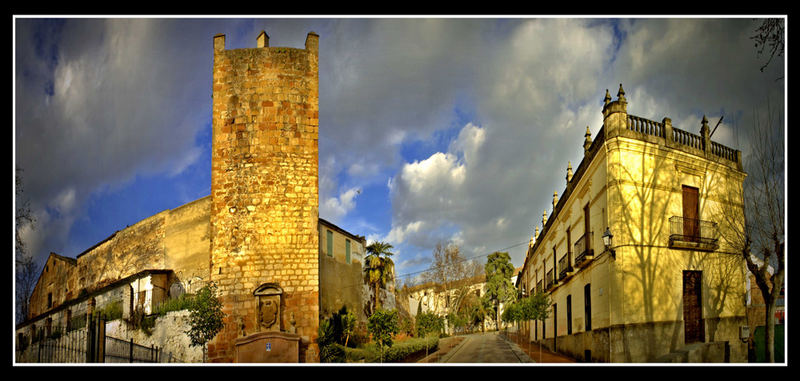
[185, 282, 226, 362]
[320, 343, 346, 363]
[68, 314, 86, 332]
[344, 336, 439, 363]
[367, 308, 399, 362]
[382, 336, 438, 362]
[96, 300, 123, 321]
[415, 312, 444, 338]
[152, 293, 195, 317]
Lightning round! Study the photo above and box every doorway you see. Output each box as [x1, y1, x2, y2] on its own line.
[682, 270, 704, 344]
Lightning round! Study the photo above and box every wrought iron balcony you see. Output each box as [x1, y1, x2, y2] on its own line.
[669, 216, 719, 251]
[545, 270, 555, 291]
[536, 280, 543, 294]
[574, 232, 594, 268]
[558, 254, 573, 281]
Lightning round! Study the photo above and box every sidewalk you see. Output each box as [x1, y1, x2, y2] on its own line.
[503, 332, 577, 363]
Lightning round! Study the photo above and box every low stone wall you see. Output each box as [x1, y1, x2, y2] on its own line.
[105, 310, 203, 363]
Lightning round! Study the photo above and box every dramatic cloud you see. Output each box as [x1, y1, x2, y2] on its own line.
[15, 18, 218, 261]
[15, 17, 784, 281]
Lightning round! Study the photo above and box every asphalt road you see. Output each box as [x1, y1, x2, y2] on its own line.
[439, 332, 533, 363]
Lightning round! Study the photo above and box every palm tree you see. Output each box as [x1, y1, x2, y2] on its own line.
[364, 241, 395, 316]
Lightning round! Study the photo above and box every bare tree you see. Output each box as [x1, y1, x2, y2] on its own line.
[15, 168, 38, 324]
[422, 242, 479, 320]
[719, 100, 784, 362]
[751, 18, 785, 78]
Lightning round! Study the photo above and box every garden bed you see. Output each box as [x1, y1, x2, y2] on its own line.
[342, 336, 439, 363]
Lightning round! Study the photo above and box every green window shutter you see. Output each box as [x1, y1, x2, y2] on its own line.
[327, 230, 333, 257]
[345, 239, 351, 264]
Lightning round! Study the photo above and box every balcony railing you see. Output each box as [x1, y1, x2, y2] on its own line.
[536, 281, 543, 294]
[545, 270, 555, 291]
[558, 254, 573, 281]
[669, 216, 719, 251]
[574, 232, 594, 268]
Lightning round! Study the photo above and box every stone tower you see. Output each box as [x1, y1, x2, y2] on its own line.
[208, 31, 320, 362]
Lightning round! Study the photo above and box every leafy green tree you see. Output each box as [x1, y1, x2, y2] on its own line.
[364, 241, 395, 316]
[415, 311, 443, 358]
[185, 282, 226, 362]
[481, 251, 517, 330]
[367, 308, 399, 363]
[519, 291, 551, 363]
[468, 299, 487, 332]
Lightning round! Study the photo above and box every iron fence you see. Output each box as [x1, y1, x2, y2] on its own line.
[104, 336, 160, 363]
[16, 325, 88, 363]
[16, 317, 164, 363]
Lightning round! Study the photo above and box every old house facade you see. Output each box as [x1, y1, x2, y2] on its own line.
[17, 31, 367, 363]
[516, 85, 749, 363]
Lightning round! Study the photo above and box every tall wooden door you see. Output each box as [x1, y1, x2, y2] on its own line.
[683, 270, 704, 343]
[682, 186, 699, 242]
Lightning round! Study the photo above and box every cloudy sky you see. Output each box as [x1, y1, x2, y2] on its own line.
[14, 16, 785, 286]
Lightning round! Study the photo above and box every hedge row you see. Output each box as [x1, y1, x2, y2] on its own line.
[343, 336, 439, 363]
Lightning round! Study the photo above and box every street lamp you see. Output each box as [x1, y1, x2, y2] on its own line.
[602, 227, 616, 259]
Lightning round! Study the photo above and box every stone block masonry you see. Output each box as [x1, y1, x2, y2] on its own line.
[208, 32, 320, 363]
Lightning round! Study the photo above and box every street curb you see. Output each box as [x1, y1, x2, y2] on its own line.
[437, 336, 469, 363]
[499, 334, 534, 363]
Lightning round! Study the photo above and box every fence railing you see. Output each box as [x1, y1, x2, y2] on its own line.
[710, 141, 738, 162]
[573, 232, 594, 268]
[627, 115, 665, 138]
[16, 325, 88, 363]
[672, 127, 703, 150]
[104, 336, 160, 363]
[669, 216, 719, 250]
[16, 317, 162, 363]
[626, 114, 739, 165]
[558, 254, 573, 281]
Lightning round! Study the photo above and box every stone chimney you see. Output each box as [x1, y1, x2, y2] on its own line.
[305, 31, 319, 54]
[214, 33, 226, 52]
[256, 30, 269, 48]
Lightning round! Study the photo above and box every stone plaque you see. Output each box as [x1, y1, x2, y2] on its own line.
[253, 283, 282, 332]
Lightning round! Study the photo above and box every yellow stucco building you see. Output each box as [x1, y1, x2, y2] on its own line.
[516, 85, 748, 363]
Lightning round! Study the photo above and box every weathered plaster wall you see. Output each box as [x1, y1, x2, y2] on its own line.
[318, 221, 365, 322]
[105, 310, 204, 363]
[29, 255, 78, 319]
[163, 196, 213, 292]
[76, 212, 168, 293]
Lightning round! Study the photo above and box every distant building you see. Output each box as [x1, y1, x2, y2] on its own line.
[405, 266, 521, 333]
[318, 218, 368, 322]
[516, 86, 748, 363]
[405, 275, 486, 333]
[745, 256, 785, 328]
